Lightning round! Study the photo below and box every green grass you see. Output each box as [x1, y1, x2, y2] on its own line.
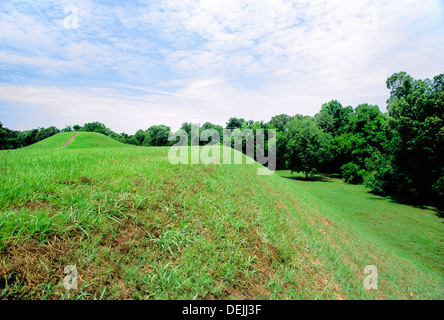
[0, 139, 442, 300]
[64, 132, 128, 149]
[23, 132, 75, 150]
[23, 132, 127, 150]
[276, 171, 443, 299]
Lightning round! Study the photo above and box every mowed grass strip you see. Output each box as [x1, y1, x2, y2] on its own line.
[275, 171, 444, 300]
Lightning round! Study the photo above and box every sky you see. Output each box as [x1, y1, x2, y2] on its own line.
[0, 0, 443, 134]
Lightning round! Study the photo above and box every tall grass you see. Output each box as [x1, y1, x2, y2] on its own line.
[0, 143, 442, 300]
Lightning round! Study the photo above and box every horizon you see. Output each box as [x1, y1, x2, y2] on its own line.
[1, 0, 444, 135]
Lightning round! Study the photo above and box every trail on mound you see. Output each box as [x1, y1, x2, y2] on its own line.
[61, 133, 79, 148]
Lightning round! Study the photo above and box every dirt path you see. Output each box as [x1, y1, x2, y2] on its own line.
[61, 132, 79, 148]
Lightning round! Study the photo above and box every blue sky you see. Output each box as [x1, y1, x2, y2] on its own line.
[1, 0, 443, 134]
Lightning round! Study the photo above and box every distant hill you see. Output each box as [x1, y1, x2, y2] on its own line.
[23, 132, 128, 150]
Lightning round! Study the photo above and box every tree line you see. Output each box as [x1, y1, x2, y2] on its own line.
[1, 71, 442, 207]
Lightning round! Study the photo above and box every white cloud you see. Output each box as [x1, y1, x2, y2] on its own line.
[0, 80, 328, 133]
[1, 0, 443, 132]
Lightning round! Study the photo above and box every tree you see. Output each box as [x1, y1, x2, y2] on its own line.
[315, 100, 353, 136]
[382, 72, 444, 204]
[202, 122, 223, 145]
[81, 122, 110, 135]
[226, 117, 245, 130]
[202, 122, 223, 134]
[117, 132, 129, 144]
[35, 126, 60, 142]
[275, 130, 288, 170]
[0, 122, 11, 149]
[128, 136, 139, 146]
[19, 129, 39, 147]
[61, 125, 73, 132]
[0, 123, 6, 148]
[268, 114, 293, 132]
[179, 122, 199, 146]
[144, 125, 171, 146]
[343, 104, 392, 172]
[132, 129, 147, 146]
[341, 162, 366, 184]
[349, 104, 390, 148]
[327, 133, 364, 173]
[286, 116, 331, 179]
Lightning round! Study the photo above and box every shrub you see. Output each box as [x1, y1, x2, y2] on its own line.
[341, 162, 365, 184]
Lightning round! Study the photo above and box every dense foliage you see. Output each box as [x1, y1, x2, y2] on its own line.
[1, 72, 442, 206]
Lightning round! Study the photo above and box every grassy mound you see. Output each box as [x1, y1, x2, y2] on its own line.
[64, 132, 127, 149]
[0, 145, 442, 300]
[23, 132, 74, 150]
[24, 132, 127, 150]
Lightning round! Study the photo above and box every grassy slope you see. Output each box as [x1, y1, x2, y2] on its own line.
[64, 132, 128, 149]
[276, 171, 443, 299]
[23, 132, 127, 150]
[0, 144, 442, 300]
[23, 132, 75, 150]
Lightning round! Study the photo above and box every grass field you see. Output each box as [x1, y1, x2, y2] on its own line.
[0, 133, 442, 299]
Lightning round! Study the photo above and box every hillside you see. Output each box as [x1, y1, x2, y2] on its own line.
[23, 132, 127, 150]
[0, 143, 442, 300]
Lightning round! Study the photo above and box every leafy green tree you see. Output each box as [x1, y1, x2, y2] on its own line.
[344, 104, 392, 172]
[231, 120, 272, 163]
[322, 102, 392, 177]
[349, 104, 390, 150]
[36, 126, 60, 142]
[315, 100, 353, 136]
[144, 125, 171, 146]
[180, 122, 192, 134]
[327, 133, 364, 173]
[268, 114, 293, 132]
[364, 148, 395, 195]
[81, 122, 110, 136]
[128, 136, 139, 146]
[202, 122, 223, 133]
[19, 129, 39, 147]
[116, 132, 129, 144]
[0, 122, 7, 149]
[286, 116, 331, 179]
[383, 72, 444, 203]
[226, 117, 245, 130]
[275, 130, 288, 170]
[61, 125, 73, 132]
[202, 122, 223, 145]
[341, 162, 366, 184]
[179, 122, 200, 146]
[132, 129, 147, 146]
